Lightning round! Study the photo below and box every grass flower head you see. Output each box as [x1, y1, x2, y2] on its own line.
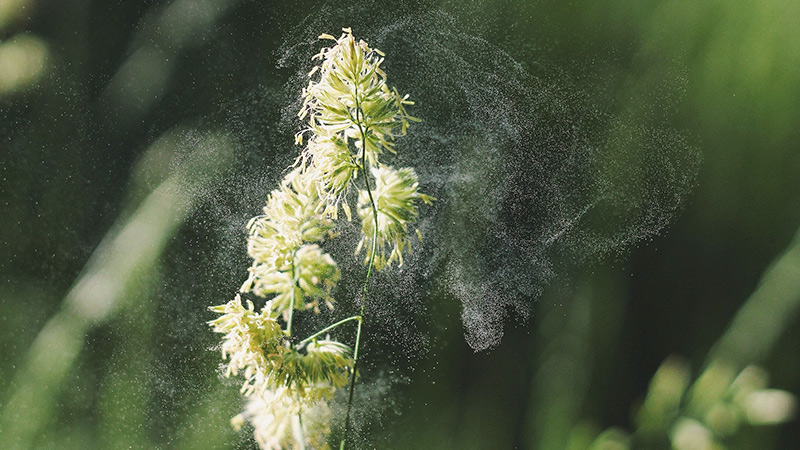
[211, 28, 430, 449]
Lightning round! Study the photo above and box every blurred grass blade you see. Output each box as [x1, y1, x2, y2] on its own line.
[709, 224, 800, 368]
[101, 0, 243, 129]
[525, 289, 593, 450]
[97, 268, 160, 449]
[0, 129, 233, 450]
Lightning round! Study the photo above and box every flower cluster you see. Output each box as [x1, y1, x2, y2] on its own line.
[241, 167, 339, 316]
[209, 28, 432, 449]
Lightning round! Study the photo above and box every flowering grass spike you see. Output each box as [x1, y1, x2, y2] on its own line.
[209, 28, 432, 449]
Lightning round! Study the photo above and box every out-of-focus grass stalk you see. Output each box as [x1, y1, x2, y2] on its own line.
[523, 268, 627, 450]
[173, 383, 241, 450]
[101, 0, 243, 130]
[0, 129, 232, 450]
[709, 225, 800, 368]
[97, 268, 160, 449]
[526, 287, 593, 450]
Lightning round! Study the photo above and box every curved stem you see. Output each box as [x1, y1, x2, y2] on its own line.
[298, 315, 361, 347]
[340, 86, 380, 450]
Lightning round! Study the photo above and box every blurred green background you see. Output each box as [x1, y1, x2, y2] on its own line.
[1, 0, 799, 449]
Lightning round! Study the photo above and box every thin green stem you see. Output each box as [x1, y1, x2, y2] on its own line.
[286, 250, 298, 337]
[339, 315, 365, 450]
[298, 315, 362, 347]
[294, 412, 307, 450]
[340, 85, 380, 450]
